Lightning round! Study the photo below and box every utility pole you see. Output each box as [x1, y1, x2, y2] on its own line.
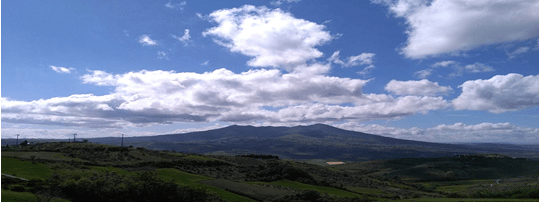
[121, 134, 124, 147]
[16, 134, 20, 145]
[73, 133, 77, 143]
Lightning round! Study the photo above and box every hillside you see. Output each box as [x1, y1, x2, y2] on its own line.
[82, 124, 539, 161]
[2, 142, 538, 201]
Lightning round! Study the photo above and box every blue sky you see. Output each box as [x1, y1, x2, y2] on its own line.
[2, 0, 539, 143]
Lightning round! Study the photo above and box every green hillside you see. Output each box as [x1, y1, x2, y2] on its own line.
[2, 142, 538, 201]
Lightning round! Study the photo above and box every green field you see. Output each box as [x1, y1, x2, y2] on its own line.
[157, 168, 254, 202]
[345, 186, 387, 195]
[1, 189, 39, 202]
[1, 157, 54, 180]
[202, 179, 292, 201]
[249, 180, 365, 198]
[395, 197, 539, 202]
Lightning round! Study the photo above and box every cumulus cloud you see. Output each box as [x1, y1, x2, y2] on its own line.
[138, 35, 158, 46]
[172, 29, 191, 46]
[453, 73, 539, 113]
[385, 79, 452, 96]
[2, 67, 451, 129]
[202, 5, 332, 71]
[507, 46, 530, 59]
[373, 0, 539, 58]
[337, 122, 539, 143]
[50, 65, 75, 74]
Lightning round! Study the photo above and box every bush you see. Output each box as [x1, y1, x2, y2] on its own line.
[41, 171, 221, 201]
[10, 185, 26, 192]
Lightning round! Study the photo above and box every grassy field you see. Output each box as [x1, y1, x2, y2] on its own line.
[395, 197, 539, 202]
[248, 179, 365, 198]
[156, 168, 254, 202]
[345, 186, 387, 195]
[1, 157, 54, 180]
[1, 189, 39, 202]
[2, 151, 84, 162]
[202, 179, 292, 201]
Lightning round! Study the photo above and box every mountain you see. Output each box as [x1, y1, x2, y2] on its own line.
[84, 124, 538, 161]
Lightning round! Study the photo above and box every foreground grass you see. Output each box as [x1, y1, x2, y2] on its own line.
[1, 189, 38, 202]
[1, 157, 54, 180]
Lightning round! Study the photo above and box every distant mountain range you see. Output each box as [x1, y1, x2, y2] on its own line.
[3, 124, 538, 161]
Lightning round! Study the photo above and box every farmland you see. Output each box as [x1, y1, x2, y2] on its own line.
[2, 142, 538, 201]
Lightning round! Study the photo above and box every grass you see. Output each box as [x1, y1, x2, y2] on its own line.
[345, 186, 387, 195]
[395, 197, 539, 202]
[1, 157, 54, 180]
[202, 179, 291, 201]
[2, 151, 84, 162]
[1, 189, 38, 202]
[184, 155, 215, 161]
[156, 168, 254, 202]
[249, 180, 364, 198]
[89, 166, 132, 176]
[157, 168, 213, 185]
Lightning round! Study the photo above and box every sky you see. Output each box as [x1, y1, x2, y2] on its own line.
[1, 0, 539, 143]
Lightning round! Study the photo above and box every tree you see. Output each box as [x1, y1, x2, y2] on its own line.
[19, 140, 29, 146]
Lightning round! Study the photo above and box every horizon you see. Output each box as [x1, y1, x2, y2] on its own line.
[2, 0, 539, 144]
[2, 123, 539, 145]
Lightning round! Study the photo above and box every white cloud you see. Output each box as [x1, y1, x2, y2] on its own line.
[2, 66, 451, 129]
[507, 46, 530, 59]
[329, 51, 375, 67]
[373, 0, 539, 58]
[50, 65, 75, 74]
[202, 5, 332, 71]
[138, 34, 158, 46]
[431, 60, 457, 68]
[165, 1, 186, 10]
[453, 73, 539, 113]
[329, 51, 376, 75]
[431, 61, 494, 77]
[271, 0, 301, 6]
[201, 60, 209, 66]
[80, 70, 119, 86]
[172, 29, 191, 46]
[385, 79, 452, 96]
[463, 63, 495, 73]
[414, 69, 433, 79]
[336, 122, 539, 143]
[157, 51, 169, 60]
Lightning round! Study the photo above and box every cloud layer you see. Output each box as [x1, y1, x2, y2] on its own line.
[337, 122, 539, 143]
[385, 79, 452, 96]
[2, 67, 454, 128]
[374, 0, 539, 58]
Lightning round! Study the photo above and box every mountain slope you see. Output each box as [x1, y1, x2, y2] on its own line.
[80, 124, 537, 161]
